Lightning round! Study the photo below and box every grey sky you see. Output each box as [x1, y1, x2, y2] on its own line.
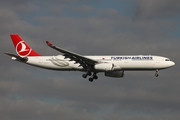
[1, 0, 180, 120]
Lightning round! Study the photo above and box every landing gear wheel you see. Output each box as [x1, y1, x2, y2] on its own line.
[82, 74, 87, 78]
[87, 71, 92, 76]
[82, 71, 92, 78]
[155, 73, 159, 77]
[82, 71, 98, 82]
[89, 77, 93, 82]
[93, 75, 98, 80]
[155, 69, 159, 77]
[92, 72, 98, 80]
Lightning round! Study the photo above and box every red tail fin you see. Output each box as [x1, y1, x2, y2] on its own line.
[10, 35, 41, 57]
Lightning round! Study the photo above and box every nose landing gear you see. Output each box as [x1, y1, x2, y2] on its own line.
[155, 69, 159, 77]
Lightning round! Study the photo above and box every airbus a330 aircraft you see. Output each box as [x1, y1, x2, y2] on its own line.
[5, 35, 175, 82]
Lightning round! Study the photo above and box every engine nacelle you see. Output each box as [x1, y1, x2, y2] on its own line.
[94, 63, 114, 71]
[105, 71, 124, 78]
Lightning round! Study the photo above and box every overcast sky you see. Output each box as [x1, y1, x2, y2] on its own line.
[1, 0, 180, 120]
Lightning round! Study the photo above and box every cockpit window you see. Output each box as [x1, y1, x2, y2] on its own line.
[165, 59, 170, 61]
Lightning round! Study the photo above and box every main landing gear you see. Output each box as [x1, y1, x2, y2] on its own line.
[155, 69, 159, 77]
[82, 71, 98, 82]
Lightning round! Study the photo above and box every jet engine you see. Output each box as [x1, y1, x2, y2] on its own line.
[105, 71, 124, 78]
[94, 63, 114, 71]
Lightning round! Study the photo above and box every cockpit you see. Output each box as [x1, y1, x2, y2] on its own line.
[165, 58, 170, 61]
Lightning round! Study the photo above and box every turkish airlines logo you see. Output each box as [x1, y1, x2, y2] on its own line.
[16, 41, 32, 57]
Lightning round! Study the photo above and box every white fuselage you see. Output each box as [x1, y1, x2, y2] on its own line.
[23, 55, 175, 72]
[8, 34, 175, 80]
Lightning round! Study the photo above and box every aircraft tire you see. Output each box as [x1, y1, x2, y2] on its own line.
[82, 74, 87, 78]
[89, 78, 93, 82]
[87, 71, 92, 76]
[155, 73, 159, 77]
[93, 75, 98, 80]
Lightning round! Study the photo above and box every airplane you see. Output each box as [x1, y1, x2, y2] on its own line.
[5, 34, 175, 82]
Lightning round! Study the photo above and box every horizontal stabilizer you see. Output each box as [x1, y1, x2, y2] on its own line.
[5, 52, 28, 62]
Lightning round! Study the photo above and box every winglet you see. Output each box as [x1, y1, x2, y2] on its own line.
[46, 41, 53, 47]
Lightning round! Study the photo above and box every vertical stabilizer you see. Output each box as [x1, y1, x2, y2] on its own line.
[10, 35, 41, 57]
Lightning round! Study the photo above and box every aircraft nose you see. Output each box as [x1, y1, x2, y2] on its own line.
[172, 61, 175, 66]
[170, 61, 175, 67]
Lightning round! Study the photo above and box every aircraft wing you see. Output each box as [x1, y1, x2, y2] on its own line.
[46, 41, 99, 68]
